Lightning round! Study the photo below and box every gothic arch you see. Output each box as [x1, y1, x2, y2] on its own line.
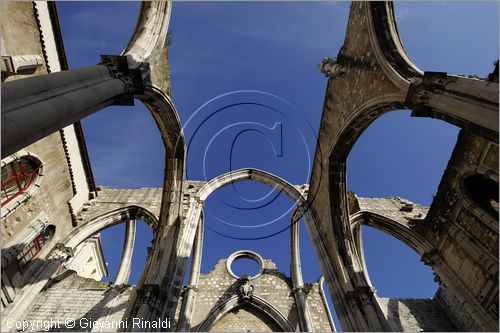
[459, 169, 499, 229]
[121, 2, 172, 73]
[350, 211, 434, 288]
[366, 2, 423, 90]
[197, 295, 295, 332]
[124, 1, 186, 229]
[320, 94, 447, 330]
[350, 211, 432, 258]
[173, 168, 320, 331]
[63, 205, 158, 249]
[328, 95, 406, 276]
[178, 168, 310, 291]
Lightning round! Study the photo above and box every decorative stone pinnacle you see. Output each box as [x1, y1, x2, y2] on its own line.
[318, 57, 345, 79]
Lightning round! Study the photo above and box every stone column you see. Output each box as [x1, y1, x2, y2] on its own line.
[318, 276, 337, 332]
[346, 286, 391, 332]
[290, 205, 314, 332]
[177, 217, 204, 331]
[115, 220, 137, 285]
[1, 55, 143, 158]
[129, 284, 163, 332]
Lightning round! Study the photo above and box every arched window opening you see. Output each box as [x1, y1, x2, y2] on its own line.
[1, 156, 42, 207]
[98, 220, 153, 285]
[463, 174, 499, 219]
[17, 225, 55, 271]
[348, 111, 458, 205]
[361, 225, 438, 298]
[209, 305, 283, 332]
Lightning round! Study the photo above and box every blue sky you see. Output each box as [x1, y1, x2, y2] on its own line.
[57, 1, 498, 330]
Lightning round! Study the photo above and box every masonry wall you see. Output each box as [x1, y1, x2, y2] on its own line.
[182, 257, 332, 332]
[22, 271, 131, 332]
[75, 187, 163, 226]
[0, 2, 83, 310]
[424, 130, 499, 330]
[210, 306, 282, 332]
[0, 1, 75, 245]
[377, 297, 456, 331]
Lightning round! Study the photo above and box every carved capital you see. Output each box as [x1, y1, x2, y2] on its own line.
[346, 286, 376, 306]
[184, 285, 199, 294]
[292, 285, 311, 295]
[99, 55, 144, 105]
[318, 57, 346, 79]
[47, 243, 73, 261]
[406, 71, 449, 107]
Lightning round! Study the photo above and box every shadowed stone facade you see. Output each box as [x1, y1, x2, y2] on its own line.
[22, 271, 131, 332]
[175, 256, 333, 332]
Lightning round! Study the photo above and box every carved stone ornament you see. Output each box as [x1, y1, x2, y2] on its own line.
[318, 57, 346, 79]
[238, 275, 254, 301]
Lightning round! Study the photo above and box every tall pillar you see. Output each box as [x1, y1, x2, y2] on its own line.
[290, 205, 314, 332]
[177, 217, 204, 331]
[346, 286, 391, 332]
[1, 55, 143, 158]
[318, 276, 337, 332]
[115, 220, 137, 285]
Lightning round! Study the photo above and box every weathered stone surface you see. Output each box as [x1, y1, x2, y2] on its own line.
[22, 271, 131, 331]
[378, 297, 456, 332]
[179, 256, 332, 332]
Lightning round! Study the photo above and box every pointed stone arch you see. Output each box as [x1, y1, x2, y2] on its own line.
[172, 168, 319, 331]
[63, 205, 158, 249]
[197, 295, 295, 332]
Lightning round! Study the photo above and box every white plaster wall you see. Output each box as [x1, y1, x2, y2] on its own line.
[34, 1, 90, 214]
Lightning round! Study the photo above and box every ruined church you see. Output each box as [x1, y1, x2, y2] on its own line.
[1, 1, 498, 332]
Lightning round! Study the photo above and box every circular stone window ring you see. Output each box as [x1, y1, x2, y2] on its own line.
[226, 250, 265, 280]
